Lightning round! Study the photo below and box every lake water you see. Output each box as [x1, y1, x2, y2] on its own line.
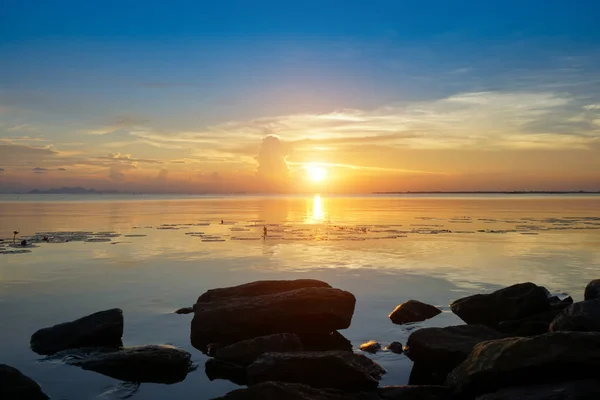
[1, 194, 600, 399]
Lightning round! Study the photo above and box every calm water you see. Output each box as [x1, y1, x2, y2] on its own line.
[1, 194, 600, 399]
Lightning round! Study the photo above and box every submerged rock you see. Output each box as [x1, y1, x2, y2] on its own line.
[405, 325, 504, 385]
[191, 287, 356, 350]
[389, 300, 441, 325]
[584, 279, 600, 300]
[474, 380, 600, 399]
[75, 345, 191, 384]
[386, 341, 403, 354]
[296, 331, 353, 352]
[30, 308, 123, 355]
[205, 358, 247, 386]
[450, 283, 550, 326]
[197, 279, 332, 303]
[247, 351, 386, 391]
[359, 340, 381, 354]
[446, 332, 600, 398]
[550, 299, 600, 332]
[211, 381, 380, 400]
[215, 333, 303, 366]
[175, 307, 194, 315]
[378, 385, 451, 400]
[0, 364, 49, 400]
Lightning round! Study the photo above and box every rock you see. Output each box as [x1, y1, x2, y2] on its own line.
[205, 358, 247, 386]
[550, 299, 600, 332]
[450, 283, 550, 326]
[211, 381, 380, 400]
[359, 340, 381, 354]
[75, 345, 191, 384]
[191, 287, 356, 350]
[389, 300, 441, 325]
[387, 341, 403, 354]
[446, 332, 600, 398]
[296, 331, 353, 352]
[379, 385, 451, 400]
[474, 380, 600, 399]
[0, 364, 49, 400]
[247, 351, 386, 391]
[175, 307, 194, 314]
[498, 307, 564, 336]
[30, 308, 123, 355]
[584, 280, 600, 300]
[405, 325, 504, 384]
[197, 279, 332, 303]
[216, 333, 303, 366]
[206, 343, 222, 357]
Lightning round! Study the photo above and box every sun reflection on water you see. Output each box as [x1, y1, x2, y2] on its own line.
[306, 194, 326, 223]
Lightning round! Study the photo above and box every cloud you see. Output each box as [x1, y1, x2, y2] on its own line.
[255, 135, 290, 191]
[83, 116, 147, 135]
[95, 153, 163, 165]
[57, 168, 67, 171]
[156, 168, 168, 182]
[0, 168, 4, 173]
[32, 167, 48, 174]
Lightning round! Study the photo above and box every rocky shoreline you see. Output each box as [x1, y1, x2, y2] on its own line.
[3, 279, 600, 399]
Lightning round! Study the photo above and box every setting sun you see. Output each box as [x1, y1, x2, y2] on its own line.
[305, 165, 328, 182]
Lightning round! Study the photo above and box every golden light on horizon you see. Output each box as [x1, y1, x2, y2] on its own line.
[305, 165, 328, 182]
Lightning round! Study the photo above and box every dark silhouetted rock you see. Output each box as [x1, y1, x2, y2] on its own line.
[175, 307, 194, 314]
[75, 345, 191, 384]
[211, 381, 380, 400]
[446, 332, 600, 398]
[379, 385, 451, 400]
[387, 341, 403, 354]
[205, 358, 247, 386]
[475, 380, 600, 399]
[550, 299, 600, 332]
[499, 296, 573, 336]
[405, 325, 504, 385]
[206, 343, 221, 357]
[191, 287, 356, 350]
[247, 351, 385, 391]
[584, 280, 600, 300]
[216, 333, 303, 366]
[450, 283, 550, 326]
[359, 340, 381, 354]
[389, 300, 441, 325]
[296, 331, 353, 352]
[0, 364, 49, 400]
[30, 308, 123, 355]
[197, 279, 331, 303]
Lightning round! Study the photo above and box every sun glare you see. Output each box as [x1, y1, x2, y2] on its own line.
[305, 165, 328, 182]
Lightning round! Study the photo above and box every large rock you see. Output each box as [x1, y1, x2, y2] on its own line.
[211, 381, 380, 400]
[389, 300, 441, 325]
[192, 287, 356, 349]
[450, 283, 550, 326]
[215, 333, 303, 366]
[475, 380, 600, 399]
[405, 325, 504, 385]
[197, 279, 331, 303]
[30, 308, 123, 355]
[74, 345, 191, 384]
[205, 358, 247, 386]
[247, 351, 385, 391]
[551, 299, 600, 332]
[296, 331, 353, 352]
[0, 364, 49, 400]
[584, 279, 600, 300]
[446, 332, 600, 398]
[379, 385, 451, 400]
[498, 299, 572, 336]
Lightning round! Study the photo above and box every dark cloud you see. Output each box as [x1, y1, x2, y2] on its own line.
[57, 167, 67, 171]
[156, 168, 168, 182]
[256, 135, 290, 191]
[96, 153, 162, 165]
[0, 168, 4, 173]
[32, 167, 48, 174]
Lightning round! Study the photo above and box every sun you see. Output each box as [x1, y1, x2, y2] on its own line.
[305, 165, 328, 182]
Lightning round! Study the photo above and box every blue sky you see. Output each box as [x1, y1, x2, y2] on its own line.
[1, 1, 600, 192]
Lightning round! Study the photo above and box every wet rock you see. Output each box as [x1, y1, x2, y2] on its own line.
[585, 280, 600, 300]
[215, 333, 303, 366]
[379, 385, 451, 400]
[247, 351, 385, 391]
[405, 325, 504, 385]
[474, 380, 600, 399]
[0, 364, 49, 400]
[197, 279, 332, 303]
[389, 300, 441, 325]
[498, 307, 564, 336]
[206, 343, 221, 357]
[191, 287, 356, 350]
[446, 332, 600, 398]
[75, 345, 191, 384]
[387, 341, 403, 354]
[30, 308, 123, 355]
[205, 358, 247, 386]
[296, 331, 353, 352]
[450, 283, 550, 326]
[550, 299, 600, 332]
[175, 307, 194, 315]
[211, 381, 380, 400]
[359, 340, 381, 354]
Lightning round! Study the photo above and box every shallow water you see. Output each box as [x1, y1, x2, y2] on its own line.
[1, 194, 599, 399]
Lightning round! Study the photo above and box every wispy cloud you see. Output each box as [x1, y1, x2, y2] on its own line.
[32, 167, 48, 174]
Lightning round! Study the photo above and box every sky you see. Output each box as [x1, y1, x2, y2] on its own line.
[1, 0, 600, 193]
